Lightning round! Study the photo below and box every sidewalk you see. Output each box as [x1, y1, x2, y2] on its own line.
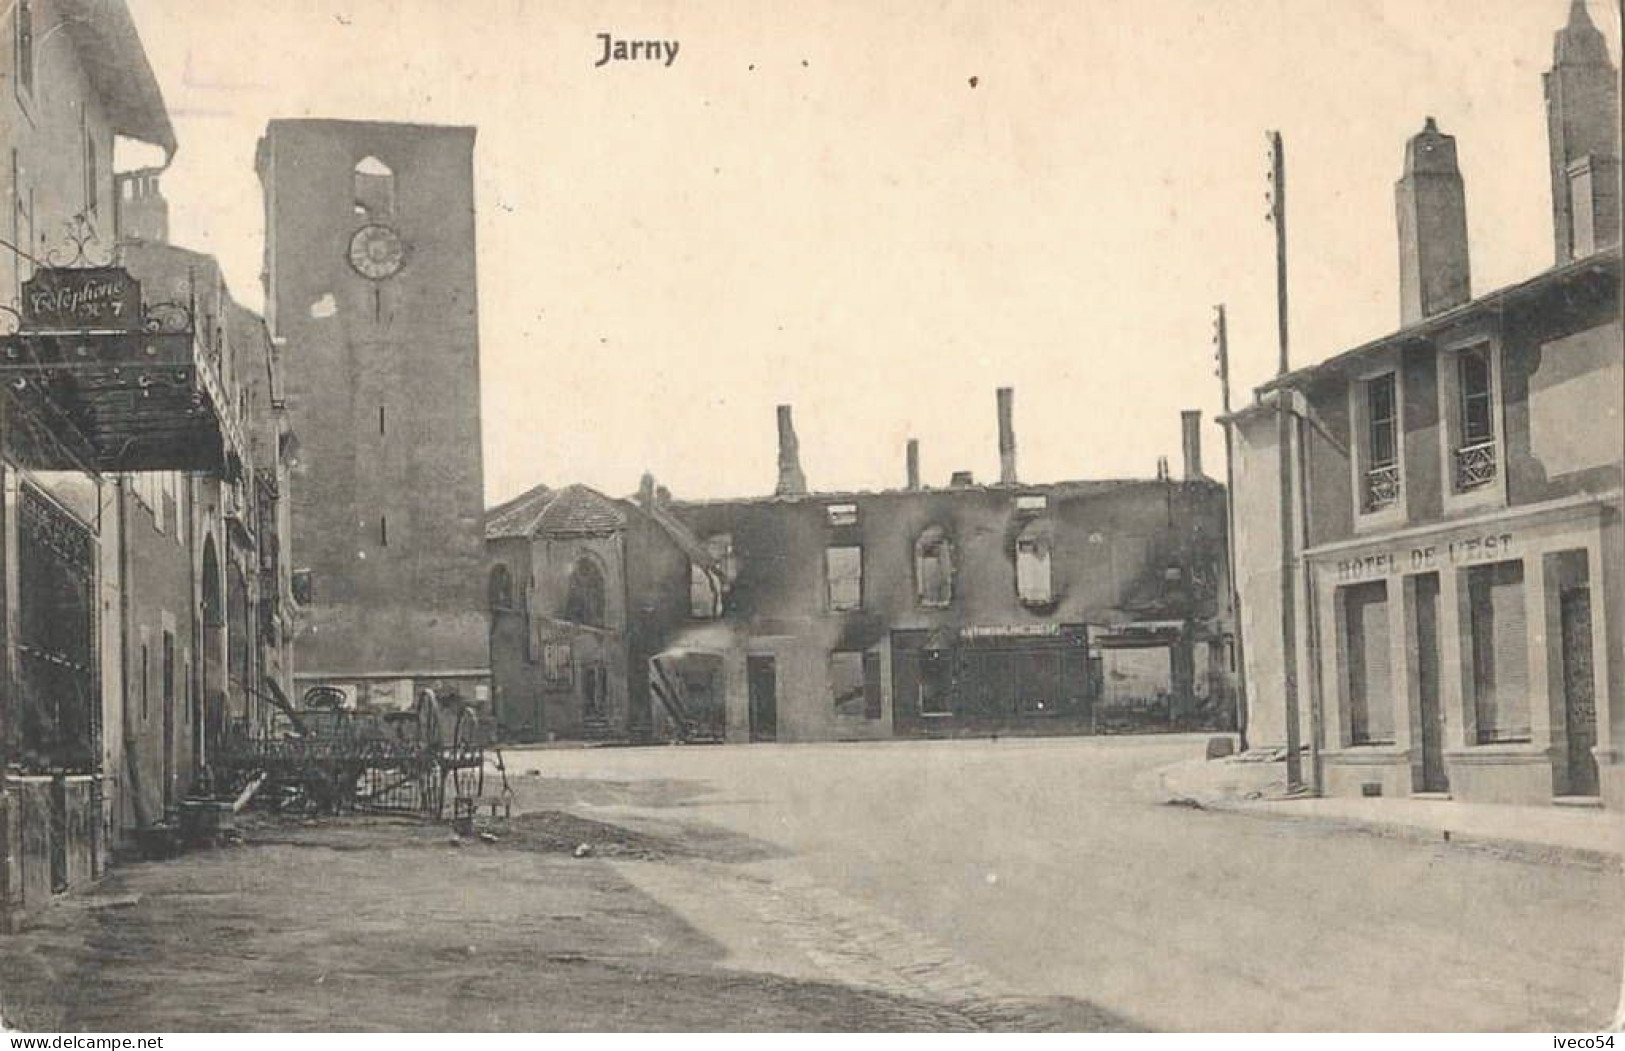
[1157, 754, 1625, 864]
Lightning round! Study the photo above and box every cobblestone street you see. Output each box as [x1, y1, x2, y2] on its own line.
[2, 734, 1618, 1032]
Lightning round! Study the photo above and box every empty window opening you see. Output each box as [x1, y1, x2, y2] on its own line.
[826, 545, 863, 611]
[565, 557, 607, 628]
[1015, 531, 1053, 605]
[353, 156, 396, 218]
[826, 503, 858, 527]
[915, 526, 954, 607]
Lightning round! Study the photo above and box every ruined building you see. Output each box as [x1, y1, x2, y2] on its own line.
[488, 392, 1235, 744]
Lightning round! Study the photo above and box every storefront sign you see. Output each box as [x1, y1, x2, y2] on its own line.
[1333, 531, 1516, 583]
[21, 267, 143, 331]
[961, 624, 1062, 639]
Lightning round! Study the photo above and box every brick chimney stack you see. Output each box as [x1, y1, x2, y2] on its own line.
[906, 439, 921, 491]
[115, 168, 169, 244]
[1545, 0, 1620, 262]
[1396, 117, 1471, 325]
[775, 405, 807, 496]
[1181, 410, 1205, 481]
[996, 387, 1018, 485]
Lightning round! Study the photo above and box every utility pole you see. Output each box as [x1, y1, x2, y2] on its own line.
[1267, 129, 1303, 792]
[1213, 305, 1249, 753]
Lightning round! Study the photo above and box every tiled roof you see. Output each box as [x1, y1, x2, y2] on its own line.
[484, 483, 557, 539]
[534, 485, 627, 537]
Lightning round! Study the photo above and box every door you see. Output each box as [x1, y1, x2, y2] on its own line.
[1559, 586, 1599, 797]
[747, 655, 777, 742]
[1414, 575, 1448, 793]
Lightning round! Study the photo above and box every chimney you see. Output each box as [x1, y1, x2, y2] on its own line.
[1396, 117, 1471, 325]
[906, 439, 921, 491]
[996, 387, 1017, 484]
[1546, 0, 1621, 263]
[114, 168, 169, 244]
[775, 405, 807, 496]
[637, 471, 656, 507]
[1180, 410, 1205, 481]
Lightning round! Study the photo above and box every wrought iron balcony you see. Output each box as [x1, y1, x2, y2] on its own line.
[0, 264, 245, 477]
[1363, 463, 1401, 513]
[1453, 440, 1498, 492]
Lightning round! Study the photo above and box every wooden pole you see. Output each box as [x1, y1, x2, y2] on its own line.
[1269, 130, 1303, 791]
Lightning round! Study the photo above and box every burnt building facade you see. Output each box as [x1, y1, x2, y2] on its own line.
[257, 120, 489, 713]
[489, 392, 1235, 744]
[1228, 1, 1622, 807]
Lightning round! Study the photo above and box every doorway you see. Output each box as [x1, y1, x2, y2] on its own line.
[1414, 574, 1448, 793]
[1559, 585, 1599, 797]
[747, 655, 777, 742]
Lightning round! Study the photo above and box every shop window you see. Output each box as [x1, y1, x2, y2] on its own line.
[690, 562, 722, 619]
[1015, 528, 1052, 606]
[1453, 346, 1498, 492]
[826, 503, 858, 527]
[353, 156, 395, 218]
[915, 526, 954, 607]
[1468, 561, 1530, 743]
[826, 545, 862, 612]
[488, 563, 513, 611]
[1361, 372, 1401, 512]
[1341, 581, 1394, 745]
[564, 556, 607, 628]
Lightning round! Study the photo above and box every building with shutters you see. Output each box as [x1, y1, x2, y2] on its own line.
[1225, 0, 1622, 807]
[2, 0, 296, 925]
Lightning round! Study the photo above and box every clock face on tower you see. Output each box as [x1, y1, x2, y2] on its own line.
[347, 223, 407, 280]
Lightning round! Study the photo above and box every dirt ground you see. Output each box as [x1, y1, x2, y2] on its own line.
[0, 806, 1125, 1032]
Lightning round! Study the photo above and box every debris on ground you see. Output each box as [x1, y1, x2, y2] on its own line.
[573, 843, 594, 858]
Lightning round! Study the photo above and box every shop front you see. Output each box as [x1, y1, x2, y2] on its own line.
[1307, 492, 1618, 806]
[890, 624, 1094, 736]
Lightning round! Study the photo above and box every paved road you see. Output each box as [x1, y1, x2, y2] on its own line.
[504, 734, 1624, 1032]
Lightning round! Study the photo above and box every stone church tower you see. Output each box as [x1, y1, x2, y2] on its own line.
[256, 120, 489, 710]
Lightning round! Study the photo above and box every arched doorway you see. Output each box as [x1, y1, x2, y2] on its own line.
[200, 537, 225, 765]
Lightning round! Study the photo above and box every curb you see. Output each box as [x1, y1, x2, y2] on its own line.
[1151, 761, 1622, 871]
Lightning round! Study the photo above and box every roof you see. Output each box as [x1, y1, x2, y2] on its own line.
[536, 485, 628, 536]
[1258, 246, 1620, 395]
[484, 483, 557, 539]
[59, 0, 176, 159]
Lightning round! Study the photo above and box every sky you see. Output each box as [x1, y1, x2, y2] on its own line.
[120, 0, 1622, 506]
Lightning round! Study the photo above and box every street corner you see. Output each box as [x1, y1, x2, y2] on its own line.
[1151, 746, 1290, 810]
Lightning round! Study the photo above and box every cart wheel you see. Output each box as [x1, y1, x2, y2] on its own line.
[451, 708, 485, 802]
[414, 690, 442, 749]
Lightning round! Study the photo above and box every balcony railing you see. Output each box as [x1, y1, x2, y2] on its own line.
[1453, 440, 1498, 492]
[1363, 463, 1401, 513]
